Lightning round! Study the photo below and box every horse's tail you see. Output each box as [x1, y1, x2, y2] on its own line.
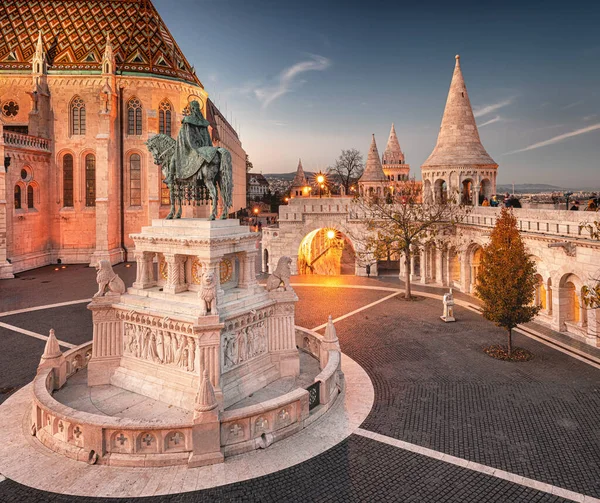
[218, 148, 233, 213]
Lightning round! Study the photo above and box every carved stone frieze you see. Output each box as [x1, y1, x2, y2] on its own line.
[116, 311, 194, 334]
[222, 320, 267, 372]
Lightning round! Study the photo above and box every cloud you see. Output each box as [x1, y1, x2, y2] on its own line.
[504, 123, 600, 155]
[473, 98, 514, 118]
[254, 55, 331, 109]
[479, 115, 502, 128]
[583, 114, 597, 121]
[562, 100, 584, 110]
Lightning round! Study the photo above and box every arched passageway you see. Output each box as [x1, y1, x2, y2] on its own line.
[297, 228, 356, 275]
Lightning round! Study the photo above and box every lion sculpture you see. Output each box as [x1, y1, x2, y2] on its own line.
[199, 271, 218, 315]
[266, 256, 292, 292]
[94, 260, 126, 298]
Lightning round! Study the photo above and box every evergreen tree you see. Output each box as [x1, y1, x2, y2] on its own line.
[475, 207, 540, 356]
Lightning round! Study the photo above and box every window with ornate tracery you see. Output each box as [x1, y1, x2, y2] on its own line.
[127, 97, 142, 136]
[85, 154, 96, 207]
[130, 153, 141, 206]
[159, 100, 172, 136]
[70, 96, 86, 135]
[63, 154, 74, 207]
[27, 185, 34, 209]
[14, 185, 21, 209]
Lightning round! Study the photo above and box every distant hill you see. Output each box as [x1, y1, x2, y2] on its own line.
[263, 172, 315, 181]
[497, 183, 564, 194]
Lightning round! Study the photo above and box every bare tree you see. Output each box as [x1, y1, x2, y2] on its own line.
[349, 181, 468, 299]
[245, 154, 253, 173]
[327, 149, 363, 194]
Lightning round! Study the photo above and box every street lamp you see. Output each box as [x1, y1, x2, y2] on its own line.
[316, 172, 326, 198]
[253, 207, 259, 229]
[564, 192, 573, 210]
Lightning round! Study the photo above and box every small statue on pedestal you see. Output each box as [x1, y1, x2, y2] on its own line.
[441, 288, 456, 322]
[93, 260, 126, 298]
[266, 256, 292, 292]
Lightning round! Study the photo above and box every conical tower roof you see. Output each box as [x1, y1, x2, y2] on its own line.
[359, 135, 387, 182]
[290, 158, 308, 188]
[422, 55, 496, 168]
[382, 123, 405, 164]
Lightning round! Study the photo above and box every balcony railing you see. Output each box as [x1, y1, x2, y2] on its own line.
[2, 131, 50, 152]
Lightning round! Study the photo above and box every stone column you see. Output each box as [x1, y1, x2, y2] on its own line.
[551, 287, 568, 332]
[87, 298, 123, 386]
[238, 251, 258, 290]
[132, 251, 156, 289]
[420, 249, 427, 284]
[196, 333, 222, 405]
[163, 253, 187, 294]
[435, 247, 445, 286]
[0, 141, 13, 278]
[410, 254, 417, 282]
[268, 290, 300, 377]
[546, 285, 553, 315]
[460, 251, 470, 293]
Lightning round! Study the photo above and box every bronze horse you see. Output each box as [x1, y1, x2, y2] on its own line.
[146, 134, 233, 220]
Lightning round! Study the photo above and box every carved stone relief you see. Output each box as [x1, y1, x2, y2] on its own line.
[222, 321, 267, 372]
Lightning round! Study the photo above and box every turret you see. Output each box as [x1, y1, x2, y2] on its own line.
[289, 158, 310, 197]
[358, 134, 387, 196]
[382, 123, 410, 183]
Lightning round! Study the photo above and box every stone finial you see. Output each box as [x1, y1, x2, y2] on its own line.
[323, 315, 339, 344]
[359, 134, 387, 183]
[32, 30, 47, 76]
[102, 32, 115, 75]
[41, 329, 62, 360]
[194, 370, 218, 414]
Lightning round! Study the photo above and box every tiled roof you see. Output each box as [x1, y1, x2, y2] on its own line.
[0, 0, 201, 86]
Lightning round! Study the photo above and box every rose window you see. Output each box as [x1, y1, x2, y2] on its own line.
[2, 101, 19, 118]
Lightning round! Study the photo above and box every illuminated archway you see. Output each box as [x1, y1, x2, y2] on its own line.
[297, 228, 355, 275]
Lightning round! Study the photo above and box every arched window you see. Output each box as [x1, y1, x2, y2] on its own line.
[85, 154, 96, 207]
[159, 100, 172, 136]
[63, 154, 74, 207]
[27, 185, 34, 209]
[14, 185, 21, 209]
[130, 153, 141, 206]
[127, 97, 142, 135]
[70, 96, 86, 135]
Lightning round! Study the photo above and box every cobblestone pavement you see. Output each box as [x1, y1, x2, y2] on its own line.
[0, 267, 599, 501]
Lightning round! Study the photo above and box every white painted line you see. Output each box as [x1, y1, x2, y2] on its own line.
[355, 428, 599, 503]
[291, 282, 400, 293]
[0, 298, 91, 318]
[311, 291, 401, 331]
[0, 322, 76, 349]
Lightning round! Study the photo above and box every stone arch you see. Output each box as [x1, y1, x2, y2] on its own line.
[434, 178, 448, 204]
[467, 243, 484, 290]
[448, 247, 461, 286]
[461, 177, 474, 205]
[164, 430, 186, 452]
[559, 273, 586, 329]
[480, 178, 493, 202]
[137, 431, 158, 453]
[297, 227, 356, 276]
[27, 180, 40, 209]
[58, 150, 76, 207]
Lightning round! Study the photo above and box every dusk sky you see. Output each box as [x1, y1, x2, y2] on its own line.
[155, 0, 600, 187]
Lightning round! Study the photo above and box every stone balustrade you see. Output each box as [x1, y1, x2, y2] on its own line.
[2, 131, 50, 151]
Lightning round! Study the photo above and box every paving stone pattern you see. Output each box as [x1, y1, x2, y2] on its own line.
[332, 296, 600, 498]
[0, 436, 568, 503]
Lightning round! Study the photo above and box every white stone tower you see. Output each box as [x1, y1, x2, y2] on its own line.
[289, 158, 310, 197]
[382, 123, 410, 182]
[421, 55, 498, 205]
[358, 134, 387, 196]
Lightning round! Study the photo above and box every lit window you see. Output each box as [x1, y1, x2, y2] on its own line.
[130, 154, 141, 206]
[63, 154, 74, 207]
[85, 154, 96, 207]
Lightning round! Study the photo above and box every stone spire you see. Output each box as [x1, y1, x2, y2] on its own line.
[194, 369, 218, 415]
[291, 158, 308, 188]
[102, 33, 115, 76]
[359, 134, 387, 182]
[422, 55, 496, 168]
[382, 123, 405, 165]
[32, 31, 46, 76]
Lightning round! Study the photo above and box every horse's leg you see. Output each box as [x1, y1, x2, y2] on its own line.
[166, 181, 175, 220]
[205, 177, 218, 220]
[176, 184, 183, 219]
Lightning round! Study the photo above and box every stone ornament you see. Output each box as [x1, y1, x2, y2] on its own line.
[266, 256, 292, 292]
[441, 288, 456, 322]
[199, 271, 218, 316]
[222, 321, 267, 372]
[93, 260, 126, 298]
[194, 369, 218, 416]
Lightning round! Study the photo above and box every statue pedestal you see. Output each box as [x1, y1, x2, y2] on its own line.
[87, 219, 300, 411]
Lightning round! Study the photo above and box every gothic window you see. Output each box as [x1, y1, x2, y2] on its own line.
[85, 154, 96, 207]
[70, 96, 86, 135]
[127, 97, 142, 136]
[63, 154, 74, 207]
[159, 100, 172, 136]
[27, 185, 34, 209]
[14, 185, 21, 209]
[130, 153, 141, 206]
[161, 180, 170, 206]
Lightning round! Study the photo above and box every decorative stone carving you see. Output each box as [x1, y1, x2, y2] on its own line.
[93, 260, 126, 298]
[199, 270, 218, 316]
[266, 256, 292, 292]
[441, 288, 456, 322]
[123, 323, 196, 372]
[194, 370, 218, 416]
[222, 321, 267, 372]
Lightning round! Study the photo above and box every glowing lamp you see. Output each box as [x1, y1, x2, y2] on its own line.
[316, 174, 325, 184]
[326, 230, 335, 240]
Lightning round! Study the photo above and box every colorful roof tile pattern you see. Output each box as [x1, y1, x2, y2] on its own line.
[0, 0, 202, 86]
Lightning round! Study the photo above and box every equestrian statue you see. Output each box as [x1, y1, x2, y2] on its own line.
[146, 100, 233, 220]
